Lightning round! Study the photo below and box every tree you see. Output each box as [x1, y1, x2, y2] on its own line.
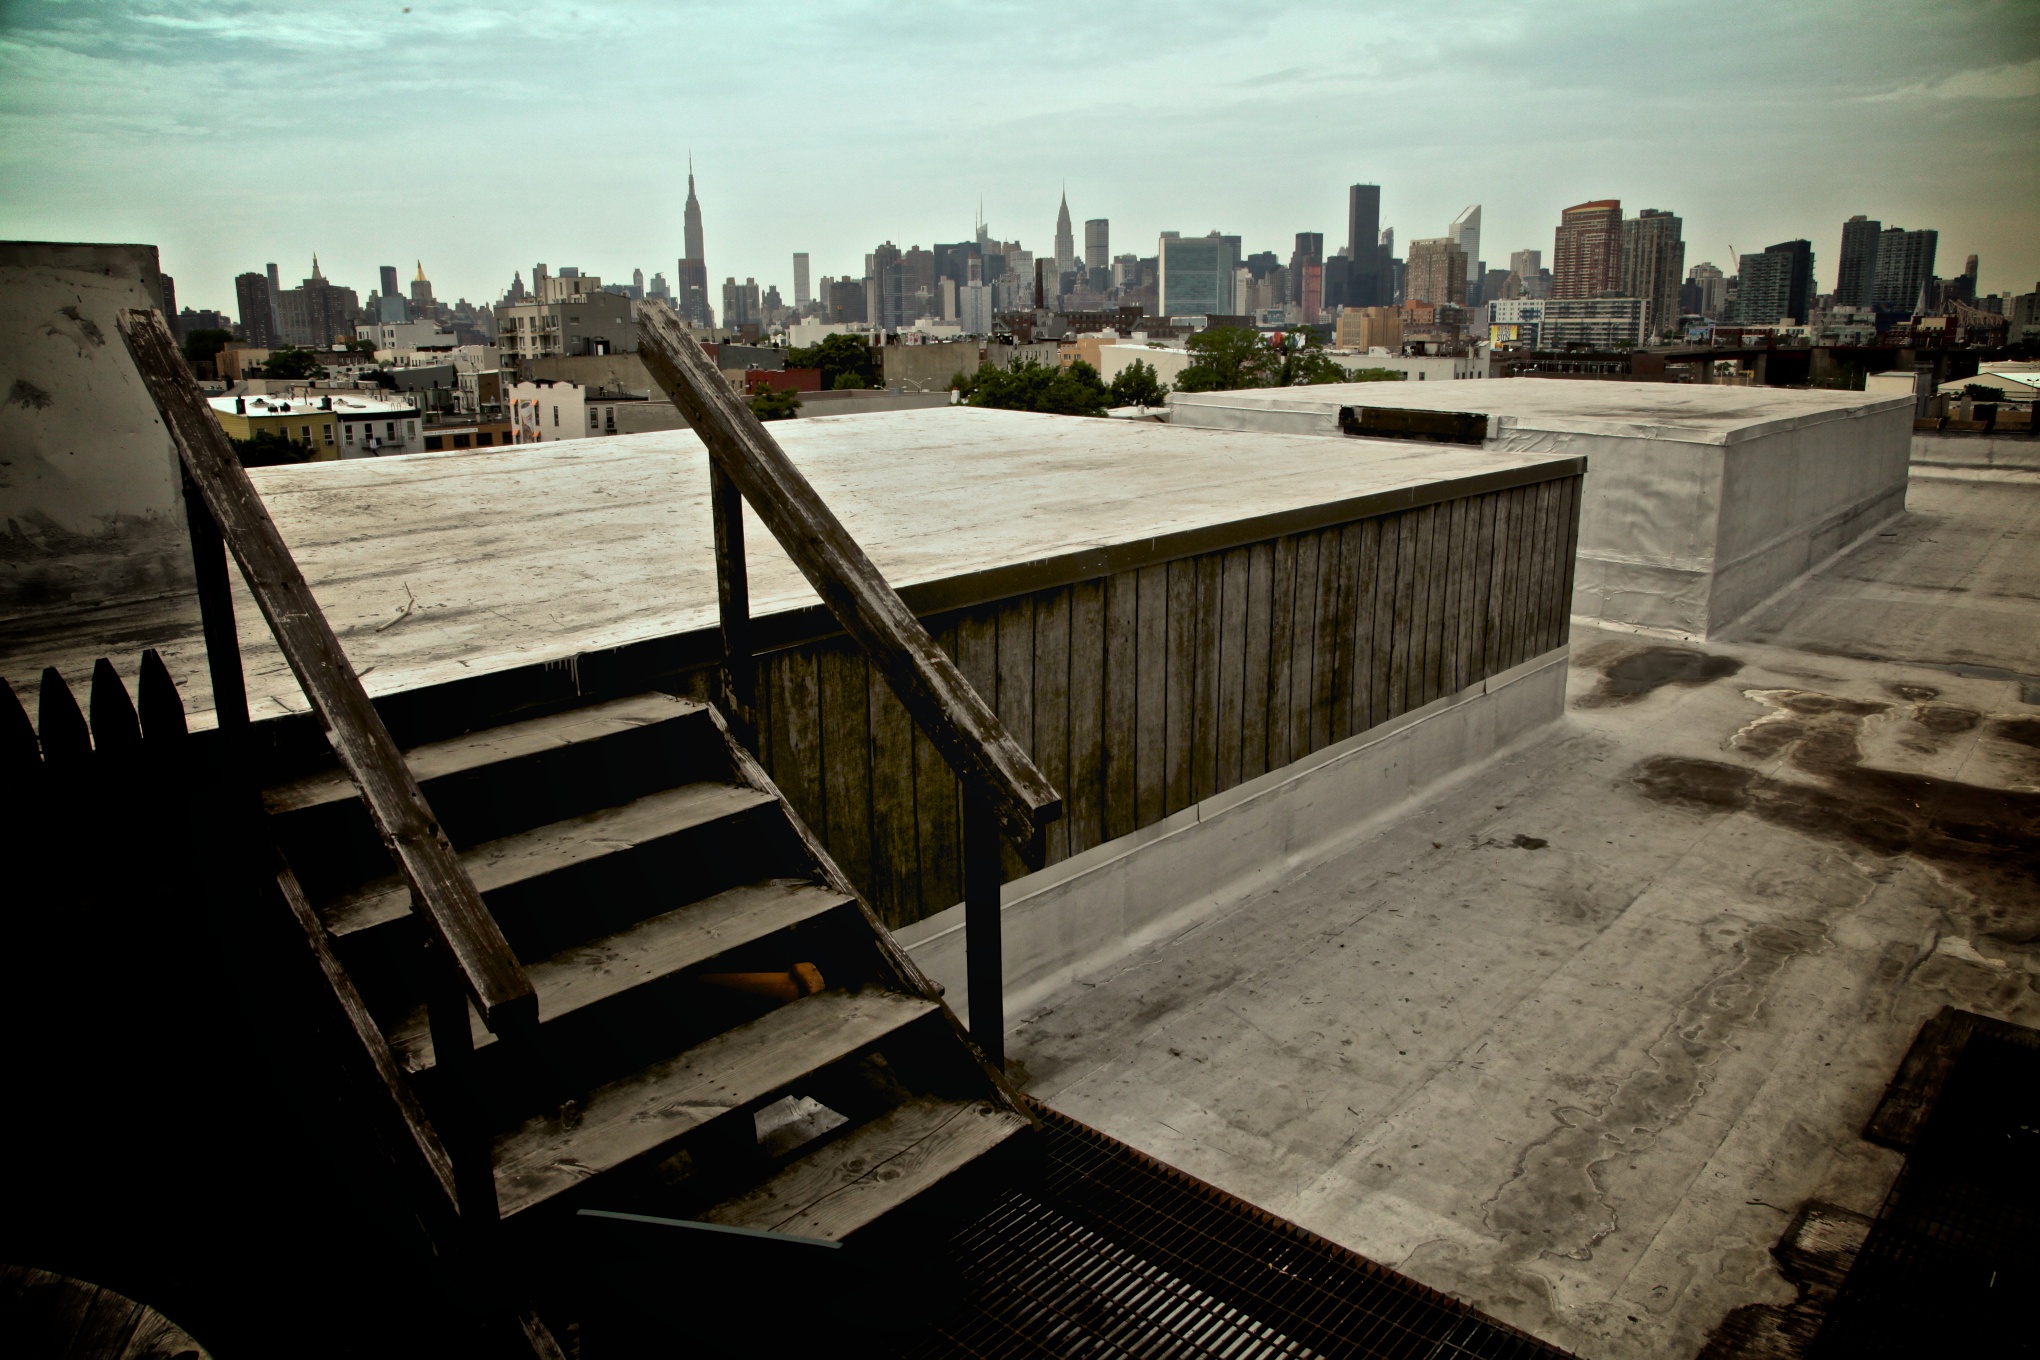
[231, 430, 309, 467]
[787, 332, 878, 390]
[258, 347, 328, 379]
[1171, 327, 1276, 392]
[1107, 358, 1170, 408]
[342, 337, 378, 356]
[749, 384, 802, 421]
[182, 328, 233, 367]
[953, 357, 1107, 417]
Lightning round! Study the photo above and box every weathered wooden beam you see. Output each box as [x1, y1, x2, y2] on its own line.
[1, 677, 40, 774]
[137, 650, 189, 743]
[37, 667, 90, 765]
[964, 789, 1004, 1067]
[709, 458, 758, 740]
[182, 467, 251, 735]
[116, 307, 536, 1034]
[88, 658, 142, 754]
[635, 303, 1060, 845]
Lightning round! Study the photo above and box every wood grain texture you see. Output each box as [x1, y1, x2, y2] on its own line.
[637, 306, 1059, 844]
[1389, 508, 1420, 720]
[1215, 548, 1248, 794]
[1067, 579, 1106, 857]
[1288, 530, 1320, 763]
[1133, 564, 1168, 828]
[116, 308, 535, 1032]
[1163, 558, 1197, 814]
[1031, 587, 1073, 867]
[1191, 552, 1223, 804]
[1101, 571, 1138, 843]
[1348, 519, 1380, 737]
[868, 662, 920, 926]
[1266, 535, 1295, 772]
[1241, 542, 1273, 781]
[1368, 514, 1397, 733]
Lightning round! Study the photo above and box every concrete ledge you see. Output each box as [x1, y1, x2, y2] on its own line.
[1911, 432, 2040, 472]
[896, 645, 1571, 1027]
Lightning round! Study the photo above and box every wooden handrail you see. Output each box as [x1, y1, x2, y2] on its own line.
[117, 309, 538, 1034]
[636, 304, 1061, 845]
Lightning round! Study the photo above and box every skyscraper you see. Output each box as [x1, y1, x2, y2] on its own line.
[1509, 249, 1541, 278]
[1553, 200, 1624, 299]
[410, 261, 434, 314]
[793, 253, 811, 309]
[1874, 227, 1937, 313]
[1158, 231, 1238, 318]
[678, 155, 713, 326]
[1448, 205, 1482, 284]
[1084, 219, 1109, 273]
[1054, 192, 1076, 276]
[235, 271, 277, 347]
[1835, 216, 1881, 309]
[265, 261, 282, 338]
[1289, 232, 1324, 305]
[1405, 238, 1467, 306]
[1620, 209, 1685, 338]
[380, 265, 400, 300]
[1732, 240, 1814, 325]
[1346, 185, 1382, 307]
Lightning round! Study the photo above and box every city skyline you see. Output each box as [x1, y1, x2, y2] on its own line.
[1, 1, 2033, 313]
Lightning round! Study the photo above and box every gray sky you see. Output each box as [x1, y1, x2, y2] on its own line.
[3, 0, 2035, 315]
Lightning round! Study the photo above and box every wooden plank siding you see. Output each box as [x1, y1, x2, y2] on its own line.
[742, 474, 1578, 932]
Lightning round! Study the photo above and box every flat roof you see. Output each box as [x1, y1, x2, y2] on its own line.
[211, 394, 419, 418]
[1169, 376, 1915, 445]
[8, 407, 1575, 727]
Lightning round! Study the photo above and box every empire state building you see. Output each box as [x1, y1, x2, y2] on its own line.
[677, 157, 715, 327]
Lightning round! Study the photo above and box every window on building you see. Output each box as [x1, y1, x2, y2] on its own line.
[453, 433, 472, 448]
[477, 432, 493, 446]
[407, 421, 417, 437]
[323, 424, 334, 445]
[344, 424, 354, 443]
[589, 409, 600, 429]
[552, 405, 559, 427]
[424, 435, 444, 451]
[385, 422, 395, 439]
[301, 425, 311, 443]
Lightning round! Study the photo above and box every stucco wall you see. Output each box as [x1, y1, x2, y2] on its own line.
[0, 241, 192, 617]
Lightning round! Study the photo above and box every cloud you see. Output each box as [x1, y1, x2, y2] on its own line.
[1871, 57, 2040, 102]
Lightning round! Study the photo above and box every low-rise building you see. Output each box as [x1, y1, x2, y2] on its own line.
[496, 275, 637, 377]
[207, 391, 424, 459]
[356, 320, 458, 351]
[1488, 297, 1649, 350]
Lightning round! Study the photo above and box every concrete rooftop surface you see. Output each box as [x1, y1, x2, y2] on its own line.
[1004, 459, 2040, 1359]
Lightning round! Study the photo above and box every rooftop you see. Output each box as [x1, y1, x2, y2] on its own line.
[1005, 457, 2040, 1358]
[210, 393, 419, 419]
[1170, 377, 1914, 444]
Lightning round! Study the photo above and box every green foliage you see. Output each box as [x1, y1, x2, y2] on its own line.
[342, 337, 378, 355]
[1107, 358, 1170, 408]
[182, 328, 233, 366]
[748, 385, 802, 421]
[258, 347, 328, 379]
[1278, 349, 1353, 386]
[231, 430, 309, 467]
[1961, 383, 2001, 402]
[788, 332, 878, 390]
[1172, 327, 1273, 393]
[954, 358, 1108, 417]
[1337, 367, 1406, 382]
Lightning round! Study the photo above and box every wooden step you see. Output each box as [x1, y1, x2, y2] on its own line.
[700, 1097, 1030, 1241]
[265, 692, 706, 815]
[492, 987, 938, 1220]
[388, 879, 856, 1073]
[322, 780, 776, 939]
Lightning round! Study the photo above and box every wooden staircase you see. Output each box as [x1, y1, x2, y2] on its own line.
[115, 304, 1063, 1353]
[265, 689, 1033, 1244]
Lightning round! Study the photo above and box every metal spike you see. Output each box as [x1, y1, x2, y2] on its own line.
[89, 657, 142, 753]
[137, 650, 189, 742]
[37, 667, 91, 764]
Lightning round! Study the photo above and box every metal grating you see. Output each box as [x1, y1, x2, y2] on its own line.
[900, 1102, 1573, 1359]
[1809, 1032, 2040, 1357]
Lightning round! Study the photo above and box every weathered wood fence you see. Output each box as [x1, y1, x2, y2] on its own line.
[745, 469, 1582, 929]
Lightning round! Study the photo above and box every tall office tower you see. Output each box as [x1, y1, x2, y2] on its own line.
[409, 261, 435, 313]
[1835, 216, 1881, 308]
[1157, 231, 1238, 318]
[1686, 261, 1727, 319]
[1405, 238, 1467, 305]
[1620, 208, 1685, 337]
[1346, 184, 1382, 306]
[1084, 218, 1109, 273]
[678, 155, 713, 326]
[1288, 232, 1324, 304]
[1448, 205, 1482, 283]
[1732, 240, 1814, 325]
[158, 273, 177, 323]
[1553, 200, 1624, 298]
[265, 262, 282, 335]
[380, 265, 401, 300]
[1054, 192, 1076, 276]
[235, 272, 277, 346]
[1946, 253, 1980, 306]
[1509, 248, 1541, 278]
[793, 253, 811, 308]
[1873, 227, 1938, 313]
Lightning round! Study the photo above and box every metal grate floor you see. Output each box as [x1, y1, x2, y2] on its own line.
[900, 1103, 1573, 1360]
[1809, 1033, 2040, 1357]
